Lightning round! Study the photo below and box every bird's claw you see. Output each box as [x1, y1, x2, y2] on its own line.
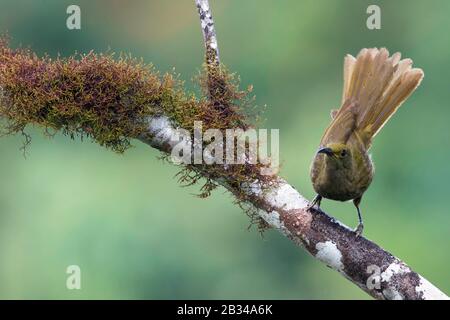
[354, 223, 364, 236]
[307, 195, 322, 212]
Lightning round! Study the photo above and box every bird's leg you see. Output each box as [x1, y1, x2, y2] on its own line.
[353, 197, 364, 236]
[307, 194, 322, 211]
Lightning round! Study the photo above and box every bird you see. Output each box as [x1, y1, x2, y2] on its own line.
[309, 48, 424, 235]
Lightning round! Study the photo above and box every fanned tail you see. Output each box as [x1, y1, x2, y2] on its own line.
[339, 48, 423, 146]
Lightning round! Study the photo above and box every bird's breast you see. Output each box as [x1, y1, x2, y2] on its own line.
[310, 153, 373, 201]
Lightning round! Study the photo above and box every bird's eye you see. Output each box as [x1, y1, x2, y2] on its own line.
[340, 149, 347, 157]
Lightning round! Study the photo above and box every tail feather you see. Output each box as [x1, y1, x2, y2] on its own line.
[341, 54, 356, 105]
[339, 48, 423, 146]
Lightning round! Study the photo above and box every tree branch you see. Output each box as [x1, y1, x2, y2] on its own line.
[195, 0, 219, 66]
[0, 0, 446, 300]
[138, 0, 448, 300]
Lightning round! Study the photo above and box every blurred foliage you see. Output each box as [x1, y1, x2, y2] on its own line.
[0, 0, 448, 299]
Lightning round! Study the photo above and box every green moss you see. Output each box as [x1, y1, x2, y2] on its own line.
[0, 37, 185, 153]
[0, 37, 274, 230]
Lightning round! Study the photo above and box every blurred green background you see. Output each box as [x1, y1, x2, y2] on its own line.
[0, 0, 448, 299]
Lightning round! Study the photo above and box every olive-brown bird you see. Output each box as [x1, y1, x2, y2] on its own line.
[309, 48, 424, 235]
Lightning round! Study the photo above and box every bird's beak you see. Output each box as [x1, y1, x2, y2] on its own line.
[317, 147, 333, 156]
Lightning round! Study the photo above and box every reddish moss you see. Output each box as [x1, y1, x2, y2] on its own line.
[0, 37, 188, 152]
[0, 37, 275, 229]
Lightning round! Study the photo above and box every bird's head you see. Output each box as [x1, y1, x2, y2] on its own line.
[316, 143, 352, 166]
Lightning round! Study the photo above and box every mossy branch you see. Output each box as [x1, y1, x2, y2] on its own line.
[0, 36, 245, 154]
[0, 0, 447, 300]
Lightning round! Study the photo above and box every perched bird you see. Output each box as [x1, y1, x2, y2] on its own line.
[309, 48, 424, 235]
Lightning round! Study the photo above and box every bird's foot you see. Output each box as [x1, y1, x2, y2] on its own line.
[306, 203, 316, 211]
[354, 223, 364, 236]
[307, 195, 322, 212]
